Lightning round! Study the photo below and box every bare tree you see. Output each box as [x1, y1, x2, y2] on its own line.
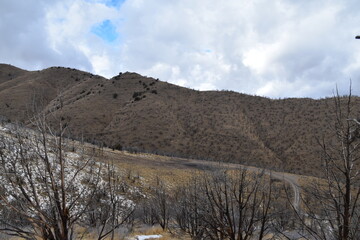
[170, 169, 278, 240]
[0, 113, 133, 240]
[201, 169, 275, 240]
[294, 89, 360, 240]
[151, 178, 171, 231]
[174, 174, 207, 240]
[91, 162, 134, 240]
[138, 200, 158, 226]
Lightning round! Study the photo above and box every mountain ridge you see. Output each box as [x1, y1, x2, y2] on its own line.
[1, 63, 358, 176]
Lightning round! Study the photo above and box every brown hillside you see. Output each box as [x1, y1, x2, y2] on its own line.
[0, 63, 358, 176]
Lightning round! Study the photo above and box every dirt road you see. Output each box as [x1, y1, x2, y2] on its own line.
[101, 149, 301, 210]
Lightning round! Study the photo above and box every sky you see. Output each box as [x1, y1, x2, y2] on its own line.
[1, 0, 360, 98]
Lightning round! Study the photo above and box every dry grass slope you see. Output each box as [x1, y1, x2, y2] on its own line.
[1, 63, 359, 177]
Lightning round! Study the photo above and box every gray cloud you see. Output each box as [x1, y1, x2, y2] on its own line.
[1, 0, 360, 98]
[0, 0, 92, 71]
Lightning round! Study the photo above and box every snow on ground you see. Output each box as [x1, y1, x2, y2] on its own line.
[0, 127, 136, 217]
[133, 235, 162, 240]
[0, 126, 9, 133]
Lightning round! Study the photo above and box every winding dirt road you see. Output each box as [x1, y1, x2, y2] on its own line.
[101, 148, 302, 210]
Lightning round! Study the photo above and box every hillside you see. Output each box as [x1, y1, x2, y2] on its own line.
[0, 63, 358, 176]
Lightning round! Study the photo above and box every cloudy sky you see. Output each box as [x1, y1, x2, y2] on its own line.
[1, 0, 360, 98]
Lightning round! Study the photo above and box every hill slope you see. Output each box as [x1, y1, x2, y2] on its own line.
[0, 63, 358, 176]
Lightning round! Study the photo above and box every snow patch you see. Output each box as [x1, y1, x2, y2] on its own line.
[0, 126, 9, 133]
[134, 235, 162, 240]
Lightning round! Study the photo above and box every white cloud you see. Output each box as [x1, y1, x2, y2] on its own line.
[1, 0, 360, 98]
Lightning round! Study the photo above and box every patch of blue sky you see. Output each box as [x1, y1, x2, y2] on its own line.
[91, 20, 119, 43]
[84, 0, 125, 8]
[104, 0, 126, 8]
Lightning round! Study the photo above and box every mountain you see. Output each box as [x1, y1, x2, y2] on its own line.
[0, 63, 358, 176]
